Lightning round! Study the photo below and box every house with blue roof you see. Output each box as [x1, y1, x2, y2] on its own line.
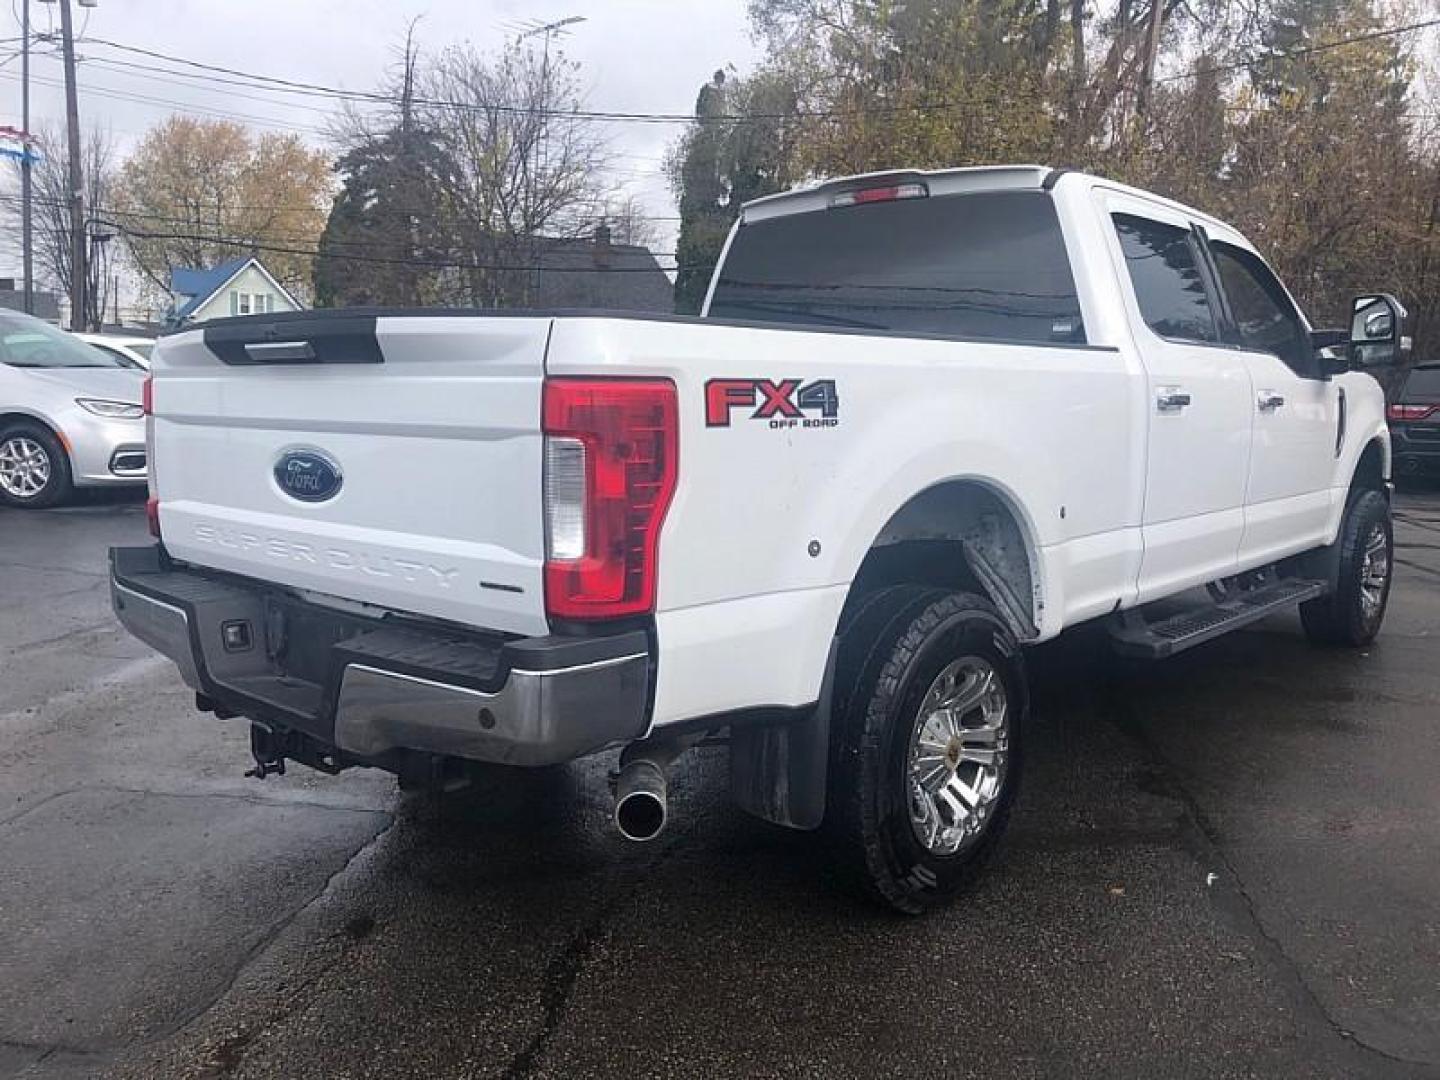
[168, 256, 302, 326]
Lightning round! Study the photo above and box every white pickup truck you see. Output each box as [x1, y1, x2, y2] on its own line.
[112, 166, 1408, 912]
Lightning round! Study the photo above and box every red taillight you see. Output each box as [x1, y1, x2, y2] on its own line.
[829, 181, 928, 209]
[1389, 403, 1437, 422]
[542, 377, 678, 621]
[143, 375, 159, 538]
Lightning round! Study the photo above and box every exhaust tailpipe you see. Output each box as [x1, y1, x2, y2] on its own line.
[615, 759, 668, 841]
[612, 733, 705, 842]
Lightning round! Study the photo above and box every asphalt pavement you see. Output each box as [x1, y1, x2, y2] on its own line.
[2, 484, 1438, 1079]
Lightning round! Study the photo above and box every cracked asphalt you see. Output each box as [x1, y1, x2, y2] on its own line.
[3, 484, 1439, 1079]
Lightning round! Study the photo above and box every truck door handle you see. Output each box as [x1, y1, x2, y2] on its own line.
[1258, 392, 1286, 412]
[243, 340, 317, 362]
[1156, 388, 1191, 413]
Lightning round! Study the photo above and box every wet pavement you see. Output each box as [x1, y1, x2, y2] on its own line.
[2, 485, 1438, 1079]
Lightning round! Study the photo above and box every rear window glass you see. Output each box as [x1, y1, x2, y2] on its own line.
[1112, 214, 1218, 344]
[707, 190, 1086, 345]
[1402, 366, 1440, 401]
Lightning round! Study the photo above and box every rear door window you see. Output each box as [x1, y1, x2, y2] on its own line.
[1111, 214, 1218, 344]
[707, 190, 1086, 345]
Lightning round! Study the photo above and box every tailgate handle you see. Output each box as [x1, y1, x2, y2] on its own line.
[244, 341, 317, 362]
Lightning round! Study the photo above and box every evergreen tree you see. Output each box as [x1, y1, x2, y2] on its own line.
[672, 73, 735, 315]
[313, 125, 455, 308]
[313, 35, 456, 308]
[671, 70, 797, 314]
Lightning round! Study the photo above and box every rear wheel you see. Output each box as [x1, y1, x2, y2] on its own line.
[0, 422, 72, 509]
[828, 588, 1026, 914]
[1300, 488, 1392, 647]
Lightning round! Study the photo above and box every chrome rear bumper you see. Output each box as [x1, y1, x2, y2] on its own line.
[110, 546, 652, 768]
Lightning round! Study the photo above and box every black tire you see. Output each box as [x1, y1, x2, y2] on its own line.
[1300, 488, 1393, 647]
[0, 421, 73, 509]
[827, 587, 1027, 914]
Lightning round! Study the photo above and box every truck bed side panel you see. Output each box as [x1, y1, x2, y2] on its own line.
[545, 317, 1143, 726]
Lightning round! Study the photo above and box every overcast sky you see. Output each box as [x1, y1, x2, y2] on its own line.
[0, 0, 762, 284]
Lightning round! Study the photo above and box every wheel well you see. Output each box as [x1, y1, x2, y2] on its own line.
[0, 412, 72, 472]
[0, 412, 57, 438]
[846, 481, 1039, 640]
[1352, 438, 1386, 496]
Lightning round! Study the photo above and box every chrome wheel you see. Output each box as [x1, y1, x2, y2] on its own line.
[906, 656, 1010, 856]
[0, 436, 52, 500]
[1359, 523, 1390, 622]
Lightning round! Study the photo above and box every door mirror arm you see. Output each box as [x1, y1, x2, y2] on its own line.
[1309, 328, 1349, 380]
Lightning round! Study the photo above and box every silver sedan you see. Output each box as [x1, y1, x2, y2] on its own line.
[0, 308, 148, 508]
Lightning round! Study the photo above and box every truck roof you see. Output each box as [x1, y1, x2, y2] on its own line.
[740, 165, 1052, 222]
[739, 164, 1238, 240]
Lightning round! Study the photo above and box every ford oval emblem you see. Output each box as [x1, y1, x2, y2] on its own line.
[274, 448, 343, 503]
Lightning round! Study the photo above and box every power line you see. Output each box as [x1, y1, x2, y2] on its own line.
[71, 54, 343, 118]
[0, 69, 332, 136]
[75, 35, 699, 124]
[1155, 16, 1440, 84]
[0, 189, 684, 227]
[0, 207, 668, 262]
[6, 62, 671, 183]
[73, 17, 1440, 126]
[12, 14, 1422, 209]
[72, 213, 686, 273]
[19, 50, 1433, 163]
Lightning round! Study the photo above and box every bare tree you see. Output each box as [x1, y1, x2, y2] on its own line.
[420, 39, 612, 307]
[4, 123, 117, 327]
[604, 194, 661, 248]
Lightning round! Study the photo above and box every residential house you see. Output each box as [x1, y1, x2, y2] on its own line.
[528, 226, 673, 313]
[0, 278, 61, 322]
[169, 256, 302, 326]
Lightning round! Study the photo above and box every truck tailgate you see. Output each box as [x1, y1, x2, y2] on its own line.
[150, 314, 550, 637]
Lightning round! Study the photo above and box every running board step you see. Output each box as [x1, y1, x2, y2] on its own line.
[1109, 578, 1328, 659]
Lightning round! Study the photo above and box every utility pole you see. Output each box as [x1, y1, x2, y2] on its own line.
[1137, 0, 1165, 117]
[58, 0, 85, 330]
[87, 219, 112, 331]
[21, 0, 33, 314]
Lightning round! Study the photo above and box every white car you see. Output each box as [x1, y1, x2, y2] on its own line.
[0, 310, 147, 507]
[111, 166, 1402, 912]
[75, 332, 156, 370]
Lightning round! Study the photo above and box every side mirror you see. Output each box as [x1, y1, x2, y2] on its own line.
[1348, 293, 1411, 369]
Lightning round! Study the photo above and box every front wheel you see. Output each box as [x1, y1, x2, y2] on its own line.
[0, 423, 73, 509]
[1300, 488, 1393, 647]
[828, 588, 1027, 914]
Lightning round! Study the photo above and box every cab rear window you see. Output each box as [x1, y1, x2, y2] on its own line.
[707, 190, 1086, 345]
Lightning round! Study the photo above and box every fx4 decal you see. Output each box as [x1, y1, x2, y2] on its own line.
[705, 378, 841, 429]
